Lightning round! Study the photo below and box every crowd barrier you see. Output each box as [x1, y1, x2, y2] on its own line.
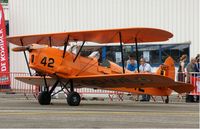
[177, 72, 200, 95]
[189, 72, 200, 95]
[9, 72, 37, 94]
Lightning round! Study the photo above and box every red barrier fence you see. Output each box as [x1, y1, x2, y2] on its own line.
[177, 72, 200, 96]
[9, 72, 37, 94]
[189, 73, 200, 95]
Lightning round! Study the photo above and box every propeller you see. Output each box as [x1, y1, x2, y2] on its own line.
[12, 46, 30, 52]
[12, 44, 48, 52]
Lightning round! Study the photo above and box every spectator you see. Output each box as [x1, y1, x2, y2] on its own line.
[186, 58, 196, 83]
[177, 54, 187, 82]
[139, 58, 152, 101]
[126, 53, 137, 69]
[194, 54, 200, 102]
[139, 58, 152, 73]
[185, 58, 197, 102]
[127, 57, 137, 72]
[195, 54, 200, 72]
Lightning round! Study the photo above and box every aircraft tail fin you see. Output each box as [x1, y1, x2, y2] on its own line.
[156, 57, 195, 94]
[156, 56, 175, 80]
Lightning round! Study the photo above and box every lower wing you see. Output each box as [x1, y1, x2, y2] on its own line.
[15, 73, 194, 93]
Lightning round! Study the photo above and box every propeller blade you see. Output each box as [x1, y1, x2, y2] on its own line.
[12, 46, 30, 52]
[12, 44, 48, 52]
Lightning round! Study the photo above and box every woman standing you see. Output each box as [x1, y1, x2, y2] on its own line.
[177, 54, 187, 82]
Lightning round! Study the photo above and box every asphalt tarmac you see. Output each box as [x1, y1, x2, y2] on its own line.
[0, 93, 199, 128]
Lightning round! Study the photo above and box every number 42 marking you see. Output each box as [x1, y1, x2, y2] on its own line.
[41, 57, 54, 68]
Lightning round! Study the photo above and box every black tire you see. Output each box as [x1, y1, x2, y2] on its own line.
[38, 91, 51, 105]
[67, 92, 81, 106]
[186, 94, 195, 102]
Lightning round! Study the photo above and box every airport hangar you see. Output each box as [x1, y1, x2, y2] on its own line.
[5, 0, 199, 73]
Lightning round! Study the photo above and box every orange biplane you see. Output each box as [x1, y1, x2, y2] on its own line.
[7, 28, 194, 106]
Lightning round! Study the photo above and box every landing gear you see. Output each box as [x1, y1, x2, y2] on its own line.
[66, 79, 81, 106]
[38, 91, 51, 105]
[67, 92, 81, 106]
[37, 78, 81, 106]
[37, 79, 59, 105]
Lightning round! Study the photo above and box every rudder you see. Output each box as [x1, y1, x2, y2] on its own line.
[156, 56, 175, 80]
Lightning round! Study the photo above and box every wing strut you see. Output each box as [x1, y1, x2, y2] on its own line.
[73, 41, 86, 62]
[43, 75, 49, 92]
[119, 32, 125, 73]
[135, 37, 140, 73]
[62, 35, 70, 58]
[20, 38, 32, 76]
[49, 80, 59, 95]
[49, 37, 52, 47]
[70, 79, 74, 92]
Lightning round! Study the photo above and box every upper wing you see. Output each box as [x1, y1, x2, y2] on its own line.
[15, 73, 194, 93]
[7, 27, 173, 46]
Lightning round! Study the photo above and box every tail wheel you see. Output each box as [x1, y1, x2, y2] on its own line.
[67, 92, 81, 106]
[38, 91, 51, 105]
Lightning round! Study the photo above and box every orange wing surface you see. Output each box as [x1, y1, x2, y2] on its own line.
[7, 27, 173, 46]
[15, 73, 194, 94]
[15, 76, 59, 86]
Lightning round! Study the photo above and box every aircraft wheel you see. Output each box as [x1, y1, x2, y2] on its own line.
[38, 91, 51, 105]
[67, 92, 81, 106]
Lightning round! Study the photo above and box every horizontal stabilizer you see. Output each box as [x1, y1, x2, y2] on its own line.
[169, 82, 194, 93]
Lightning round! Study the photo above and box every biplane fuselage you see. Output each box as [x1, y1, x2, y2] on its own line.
[30, 47, 126, 77]
[29, 47, 174, 96]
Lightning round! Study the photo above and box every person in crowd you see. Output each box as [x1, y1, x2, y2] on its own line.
[126, 53, 137, 69]
[177, 54, 187, 82]
[127, 56, 137, 72]
[139, 58, 152, 101]
[195, 54, 200, 72]
[194, 54, 200, 102]
[185, 58, 197, 102]
[177, 54, 187, 99]
[139, 58, 152, 73]
[186, 58, 197, 83]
